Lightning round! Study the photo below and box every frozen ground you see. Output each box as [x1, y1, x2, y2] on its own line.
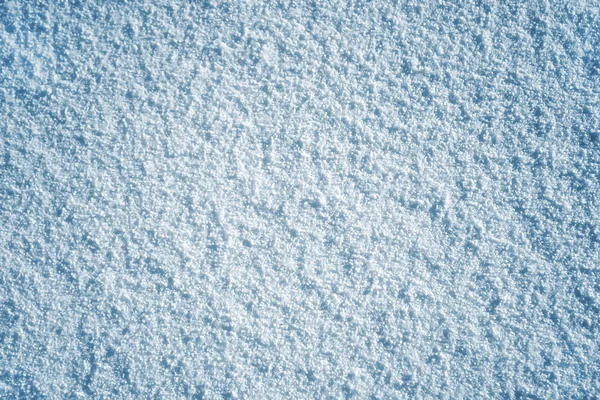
[1, 0, 600, 398]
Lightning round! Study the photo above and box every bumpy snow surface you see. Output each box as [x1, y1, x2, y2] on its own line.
[1, 1, 600, 398]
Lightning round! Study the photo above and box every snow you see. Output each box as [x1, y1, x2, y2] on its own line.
[1, 0, 599, 398]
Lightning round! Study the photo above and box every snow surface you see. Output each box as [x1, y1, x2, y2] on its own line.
[1, 0, 600, 398]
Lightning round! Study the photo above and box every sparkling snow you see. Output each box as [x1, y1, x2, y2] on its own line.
[1, 1, 599, 398]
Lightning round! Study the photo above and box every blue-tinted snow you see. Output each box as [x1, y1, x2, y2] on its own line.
[1, 1, 599, 398]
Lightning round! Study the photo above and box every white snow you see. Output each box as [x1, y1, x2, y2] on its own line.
[1, 0, 599, 398]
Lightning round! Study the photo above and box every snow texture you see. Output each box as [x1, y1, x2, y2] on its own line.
[1, 0, 600, 398]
